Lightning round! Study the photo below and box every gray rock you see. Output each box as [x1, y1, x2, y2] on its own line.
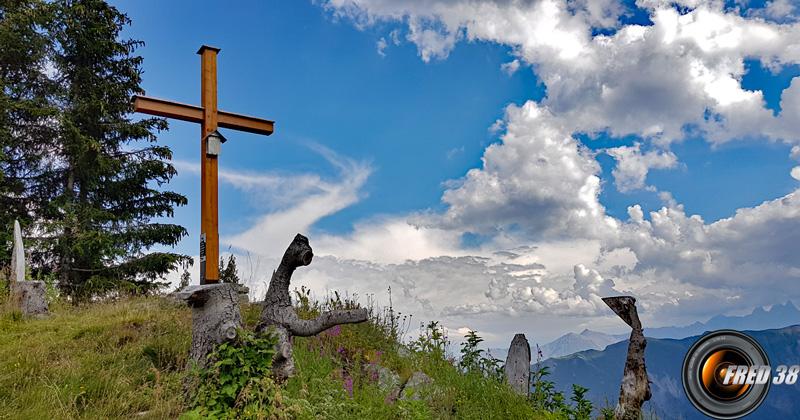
[504, 333, 531, 395]
[400, 371, 433, 401]
[13, 281, 48, 317]
[366, 364, 401, 392]
[176, 284, 242, 368]
[395, 343, 411, 358]
[236, 284, 250, 305]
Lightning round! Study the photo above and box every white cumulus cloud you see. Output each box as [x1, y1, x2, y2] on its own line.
[177, 1, 800, 345]
[606, 143, 678, 192]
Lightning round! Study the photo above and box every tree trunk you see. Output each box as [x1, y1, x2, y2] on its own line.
[258, 234, 368, 380]
[60, 167, 75, 302]
[176, 283, 242, 368]
[603, 296, 651, 420]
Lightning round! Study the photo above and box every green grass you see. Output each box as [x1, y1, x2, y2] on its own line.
[285, 323, 550, 419]
[0, 297, 191, 419]
[0, 296, 562, 419]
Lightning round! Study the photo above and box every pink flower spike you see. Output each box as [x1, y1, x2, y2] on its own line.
[343, 376, 354, 397]
[328, 325, 342, 336]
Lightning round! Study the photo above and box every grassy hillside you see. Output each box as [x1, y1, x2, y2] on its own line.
[0, 294, 582, 419]
[0, 298, 190, 419]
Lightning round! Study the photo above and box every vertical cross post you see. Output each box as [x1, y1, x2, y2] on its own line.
[199, 45, 220, 284]
[132, 45, 275, 286]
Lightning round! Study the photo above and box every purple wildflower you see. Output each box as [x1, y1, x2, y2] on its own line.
[327, 325, 342, 337]
[343, 375, 354, 397]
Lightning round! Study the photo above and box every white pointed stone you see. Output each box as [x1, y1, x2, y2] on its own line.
[11, 220, 25, 282]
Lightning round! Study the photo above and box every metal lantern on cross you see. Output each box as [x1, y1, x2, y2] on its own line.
[205, 129, 227, 157]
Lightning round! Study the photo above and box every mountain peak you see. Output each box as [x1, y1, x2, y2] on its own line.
[539, 329, 621, 359]
[771, 301, 799, 312]
[648, 301, 800, 339]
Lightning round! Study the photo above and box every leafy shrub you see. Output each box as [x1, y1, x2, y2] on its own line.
[459, 329, 505, 381]
[409, 321, 449, 360]
[184, 328, 304, 419]
[569, 384, 593, 420]
[219, 254, 241, 285]
[530, 344, 594, 420]
[601, 406, 616, 419]
[531, 362, 566, 412]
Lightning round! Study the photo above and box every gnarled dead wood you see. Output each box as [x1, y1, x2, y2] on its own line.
[603, 296, 651, 420]
[258, 234, 368, 380]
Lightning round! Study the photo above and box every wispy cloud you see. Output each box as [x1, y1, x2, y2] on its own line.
[173, 144, 372, 257]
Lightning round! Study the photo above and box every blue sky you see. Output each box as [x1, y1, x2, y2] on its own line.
[115, 0, 800, 343]
[119, 0, 797, 248]
[118, 0, 545, 248]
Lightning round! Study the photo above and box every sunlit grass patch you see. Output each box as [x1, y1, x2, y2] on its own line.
[0, 297, 191, 419]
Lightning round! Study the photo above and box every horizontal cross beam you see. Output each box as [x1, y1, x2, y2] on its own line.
[133, 95, 274, 136]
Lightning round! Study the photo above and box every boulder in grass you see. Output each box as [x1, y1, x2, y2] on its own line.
[13, 281, 48, 318]
[400, 371, 433, 401]
[367, 364, 402, 392]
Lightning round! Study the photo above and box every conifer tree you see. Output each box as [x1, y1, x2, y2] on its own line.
[41, 0, 189, 300]
[0, 0, 57, 267]
[219, 254, 240, 285]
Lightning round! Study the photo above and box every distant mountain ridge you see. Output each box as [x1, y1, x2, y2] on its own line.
[542, 325, 800, 419]
[488, 329, 622, 362]
[645, 300, 800, 338]
[487, 301, 799, 362]
[538, 329, 623, 359]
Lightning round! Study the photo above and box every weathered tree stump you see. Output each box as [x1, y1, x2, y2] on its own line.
[603, 296, 651, 420]
[504, 333, 531, 395]
[12, 281, 48, 317]
[176, 283, 242, 368]
[258, 234, 368, 380]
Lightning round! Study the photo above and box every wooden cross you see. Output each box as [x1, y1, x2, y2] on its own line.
[133, 45, 274, 284]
